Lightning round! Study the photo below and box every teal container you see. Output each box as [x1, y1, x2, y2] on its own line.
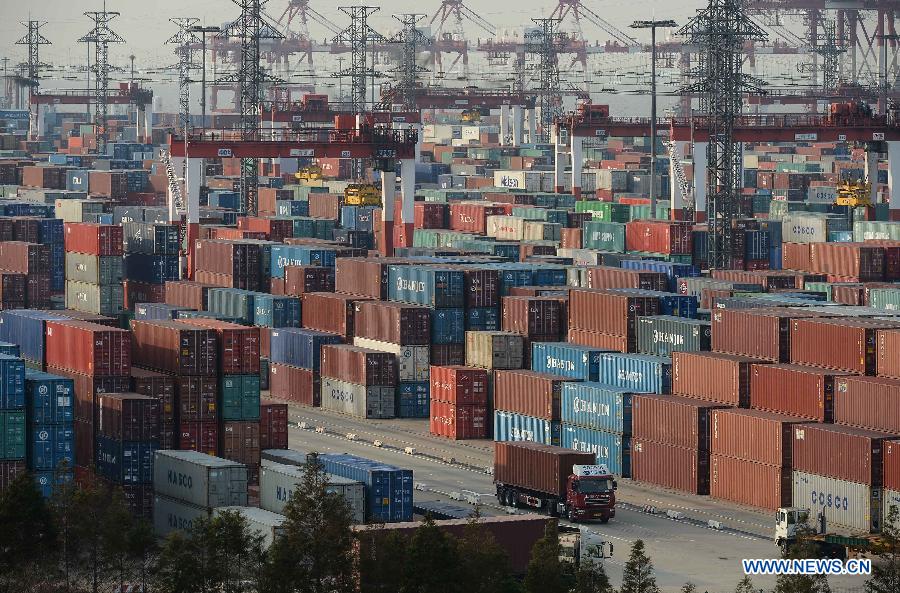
[1, 410, 26, 459]
[219, 375, 261, 420]
[583, 221, 626, 252]
[869, 288, 900, 312]
[574, 202, 631, 222]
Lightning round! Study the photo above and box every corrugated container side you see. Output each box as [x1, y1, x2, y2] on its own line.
[493, 441, 594, 496]
[559, 424, 630, 477]
[710, 408, 799, 467]
[791, 423, 890, 486]
[494, 410, 560, 446]
[632, 439, 709, 495]
[560, 382, 631, 434]
[749, 364, 846, 422]
[152, 450, 249, 508]
[793, 470, 881, 533]
[494, 370, 565, 421]
[632, 394, 724, 450]
[710, 454, 791, 511]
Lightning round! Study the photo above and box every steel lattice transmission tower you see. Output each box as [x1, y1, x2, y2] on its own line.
[389, 14, 430, 111]
[79, 4, 125, 155]
[167, 19, 201, 137]
[219, 0, 284, 216]
[15, 21, 51, 93]
[333, 6, 386, 114]
[678, 0, 766, 270]
[810, 19, 844, 91]
[526, 18, 566, 144]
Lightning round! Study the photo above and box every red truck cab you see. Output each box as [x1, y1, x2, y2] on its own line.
[565, 465, 617, 523]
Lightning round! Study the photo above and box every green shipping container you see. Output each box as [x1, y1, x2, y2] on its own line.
[583, 221, 626, 252]
[219, 375, 261, 421]
[869, 288, 900, 312]
[574, 202, 631, 222]
[1, 411, 25, 459]
[65, 252, 124, 285]
[853, 221, 900, 242]
[65, 281, 125, 316]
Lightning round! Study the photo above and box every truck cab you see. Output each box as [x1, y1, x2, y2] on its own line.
[560, 465, 617, 523]
[775, 507, 811, 551]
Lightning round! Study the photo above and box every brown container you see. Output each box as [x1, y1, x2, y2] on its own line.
[493, 441, 595, 497]
[130, 366, 176, 425]
[88, 170, 128, 198]
[259, 400, 289, 450]
[429, 401, 488, 440]
[584, 267, 668, 291]
[320, 344, 398, 387]
[430, 344, 465, 367]
[493, 370, 565, 421]
[791, 423, 891, 486]
[834, 375, 900, 433]
[749, 363, 848, 422]
[429, 365, 488, 405]
[710, 454, 791, 511]
[878, 329, 900, 379]
[632, 394, 725, 451]
[632, 440, 710, 495]
[176, 375, 218, 422]
[711, 307, 825, 362]
[63, 223, 123, 256]
[0, 460, 27, 490]
[49, 366, 131, 425]
[566, 329, 629, 353]
[308, 193, 341, 219]
[130, 320, 218, 376]
[177, 318, 260, 375]
[45, 320, 131, 377]
[354, 300, 431, 346]
[179, 421, 218, 456]
[501, 296, 566, 341]
[124, 280, 166, 310]
[220, 421, 261, 483]
[285, 265, 335, 296]
[302, 292, 373, 339]
[334, 257, 406, 300]
[882, 441, 900, 491]
[560, 228, 582, 249]
[414, 202, 447, 229]
[782, 242, 812, 271]
[672, 351, 761, 407]
[710, 408, 801, 467]
[194, 240, 261, 291]
[237, 216, 293, 243]
[269, 362, 319, 406]
[165, 280, 212, 310]
[97, 392, 160, 441]
[569, 289, 660, 340]
[0, 241, 50, 275]
[809, 243, 886, 282]
[789, 317, 900, 374]
[74, 419, 95, 469]
[831, 284, 865, 306]
[450, 202, 507, 234]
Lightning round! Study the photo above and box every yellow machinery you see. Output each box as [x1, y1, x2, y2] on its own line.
[461, 108, 481, 124]
[344, 183, 381, 206]
[295, 166, 324, 182]
[835, 179, 872, 207]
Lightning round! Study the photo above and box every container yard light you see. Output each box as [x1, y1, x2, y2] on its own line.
[631, 19, 677, 220]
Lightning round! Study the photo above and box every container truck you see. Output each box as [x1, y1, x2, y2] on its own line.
[493, 441, 617, 523]
[775, 507, 890, 559]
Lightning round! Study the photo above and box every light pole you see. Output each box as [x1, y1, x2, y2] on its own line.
[631, 19, 677, 219]
[191, 25, 220, 130]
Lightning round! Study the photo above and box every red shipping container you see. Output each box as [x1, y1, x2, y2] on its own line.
[178, 318, 260, 375]
[560, 228, 582, 249]
[584, 267, 667, 291]
[632, 439, 710, 495]
[285, 265, 335, 296]
[354, 300, 430, 345]
[98, 392, 160, 441]
[259, 400, 289, 450]
[0, 241, 50, 275]
[493, 370, 564, 421]
[269, 363, 320, 406]
[64, 223, 123, 256]
[130, 320, 219, 376]
[131, 367, 176, 425]
[45, 320, 131, 377]
[878, 329, 900, 379]
[808, 243, 886, 282]
[430, 365, 488, 405]
[834, 375, 900, 433]
[569, 289, 660, 338]
[831, 284, 864, 305]
[176, 376, 218, 422]
[334, 257, 408, 300]
[49, 366, 130, 424]
[791, 423, 891, 486]
[302, 292, 372, 339]
[308, 193, 341, 219]
[567, 328, 629, 353]
[710, 408, 801, 467]
[749, 363, 848, 422]
[88, 170, 128, 198]
[710, 454, 791, 511]
[501, 296, 566, 341]
[320, 344, 398, 387]
[789, 317, 900, 374]
[124, 280, 167, 310]
[632, 394, 725, 451]
[711, 307, 825, 363]
[625, 220, 692, 255]
[165, 280, 211, 310]
[883, 441, 900, 491]
[0, 460, 27, 490]
[194, 240, 261, 291]
[220, 421, 261, 483]
[179, 421, 218, 456]
[429, 400, 487, 440]
[237, 217, 293, 243]
[672, 351, 762, 407]
[450, 203, 507, 234]
[782, 242, 812, 271]
[257, 188, 294, 215]
[414, 202, 448, 229]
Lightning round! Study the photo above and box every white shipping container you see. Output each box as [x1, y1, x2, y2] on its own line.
[353, 338, 430, 382]
[487, 215, 525, 241]
[792, 470, 881, 534]
[259, 462, 366, 523]
[743, 154, 760, 169]
[807, 186, 838, 203]
[558, 248, 604, 267]
[781, 213, 841, 243]
[153, 450, 249, 508]
[493, 170, 542, 191]
[465, 331, 524, 370]
[523, 221, 561, 242]
[153, 494, 209, 537]
[320, 377, 395, 419]
[567, 267, 589, 287]
[55, 199, 105, 223]
[596, 169, 629, 192]
[213, 506, 286, 549]
[461, 126, 481, 141]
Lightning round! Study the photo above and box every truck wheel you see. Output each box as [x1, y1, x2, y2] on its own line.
[599, 517, 610, 524]
[508, 490, 518, 508]
[567, 508, 578, 523]
[496, 489, 505, 506]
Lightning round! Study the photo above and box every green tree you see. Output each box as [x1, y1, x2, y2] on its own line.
[734, 575, 755, 593]
[154, 531, 204, 593]
[127, 518, 158, 591]
[774, 519, 831, 593]
[358, 528, 407, 593]
[0, 472, 58, 592]
[866, 504, 900, 593]
[456, 514, 519, 593]
[524, 521, 574, 593]
[103, 488, 136, 592]
[573, 562, 613, 593]
[620, 540, 660, 593]
[402, 517, 461, 593]
[263, 452, 356, 593]
[681, 583, 697, 593]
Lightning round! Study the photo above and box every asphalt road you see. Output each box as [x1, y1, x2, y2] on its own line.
[284, 404, 868, 593]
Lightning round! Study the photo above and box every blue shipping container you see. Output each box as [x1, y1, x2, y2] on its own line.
[0, 310, 66, 365]
[431, 308, 465, 344]
[560, 382, 632, 434]
[612, 289, 698, 319]
[0, 355, 25, 409]
[34, 470, 73, 498]
[560, 424, 631, 477]
[0, 342, 19, 357]
[269, 328, 342, 371]
[275, 200, 310, 217]
[95, 436, 157, 485]
[253, 294, 301, 328]
[465, 307, 500, 331]
[28, 424, 74, 471]
[340, 206, 378, 232]
[388, 266, 466, 308]
[531, 342, 606, 382]
[397, 382, 429, 418]
[318, 453, 414, 523]
[493, 410, 560, 446]
[25, 370, 74, 424]
[621, 260, 700, 292]
[596, 353, 672, 394]
[124, 254, 180, 284]
[271, 245, 337, 277]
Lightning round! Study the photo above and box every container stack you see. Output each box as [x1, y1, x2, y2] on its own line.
[258, 401, 288, 450]
[0, 355, 26, 490]
[319, 344, 397, 419]
[259, 458, 365, 524]
[130, 367, 177, 449]
[122, 221, 181, 309]
[492, 369, 567, 447]
[268, 328, 342, 406]
[64, 223, 125, 316]
[0, 241, 51, 309]
[558, 382, 631, 477]
[429, 366, 488, 439]
[25, 369, 74, 497]
[8, 216, 65, 295]
[317, 452, 413, 523]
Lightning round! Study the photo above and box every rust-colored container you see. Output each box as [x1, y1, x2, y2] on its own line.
[354, 300, 431, 345]
[64, 223, 123, 256]
[320, 344, 398, 387]
[789, 317, 900, 374]
[124, 280, 166, 310]
[285, 265, 335, 296]
[302, 292, 373, 339]
[808, 243, 886, 282]
[791, 423, 891, 486]
[97, 392, 160, 442]
[782, 242, 812, 271]
[882, 441, 900, 491]
[569, 289, 660, 344]
[49, 366, 130, 424]
[165, 280, 212, 310]
[308, 193, 341, 219]
[177, 318, 260, 375]
[179, 421, 218, 456]
[710, 408, 801, 467]
[709, 269, 806, 291]
[259, 400, 289, 450]
[450, 203, 507, 234]
[220, 420, 261, 483]
[632, 439, 709, 495]
[493, 370, 565, 421]
[429, 401, 488, 440]
[672, 351, 762, 407]
[710, 454, 791, 511]
[45, 320, 131, 377]
[560, 228, 582, 250]
[749, 363, 848, 422]
[834, 375, 900, 433]
[269, 362, 319, 406]
[494, 441, 595, 497]
[334, 257, 409, 300]
[584, 267, 668, 291]
[431, 344, 466, 367]
[711, 307, 824, 362]
[878, 329, 900, 379]
[501, 296, 566, 341]
[237, 216, 293, 243]
[88, 170, 128, 198]
[414, 202, 448, 229]
[632, 394, 725, 451]
[567, 329, 629, 353]
[74, 419, 95, 469]
[832, 284, 865, 305]
[625, 220, 692, 255]
[429, 365, 488, 405]
[176, 375, 218, 422]
[131, 366, 176, 425]
[194, 240, 261, 291]
[130, 320, 218, 376]
[0, 241, 50, 274]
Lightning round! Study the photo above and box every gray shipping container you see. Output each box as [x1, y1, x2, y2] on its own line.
[65, 281, 125, 316]
[636, 316, 712, 357]
[465, 331, 524, 370]
[213, 506, 285, 549]
[55, 198, 105, 223]
[792, 470, 882, 534]
[153, 450, 249, 508]
[153, 494, 210, 537]
[320, 377, 395, 419]
[259, 461, 366, 523]
[353, 337, 429, 382]
[65, 252, 124, 285]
